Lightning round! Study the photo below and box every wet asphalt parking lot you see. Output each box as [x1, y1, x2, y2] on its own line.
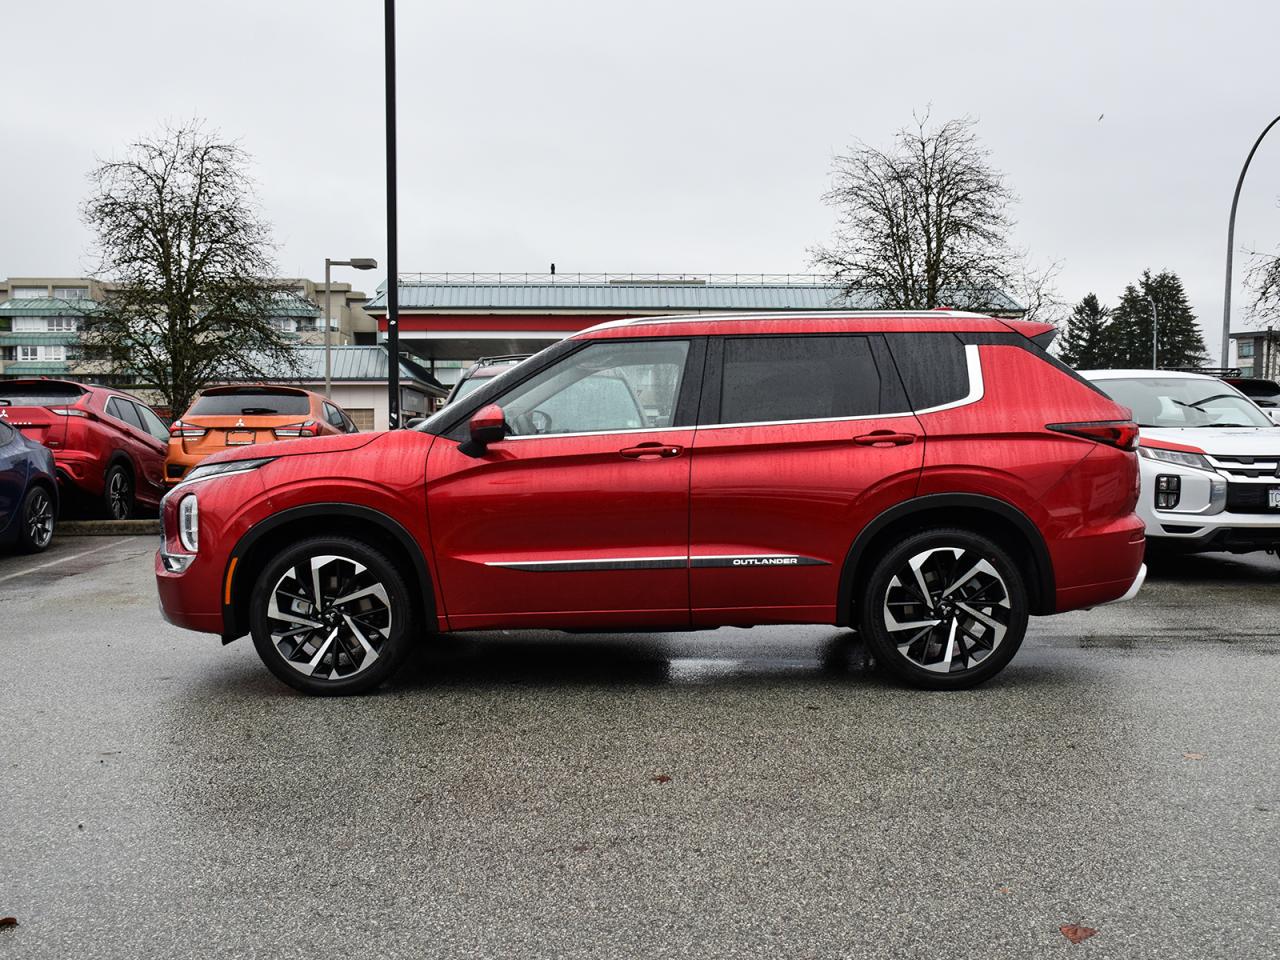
[1, 536, 1278, 959]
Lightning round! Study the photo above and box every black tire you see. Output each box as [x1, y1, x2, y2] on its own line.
[858, 528, 1028, 690]
[17, 483, 56, 553]
[249, 536, 415, 696]
[103, 463, 134, 520]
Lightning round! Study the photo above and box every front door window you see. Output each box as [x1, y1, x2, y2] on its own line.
[498, 340, 690, 436]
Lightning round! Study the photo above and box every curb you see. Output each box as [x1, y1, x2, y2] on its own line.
[58, 519, 160, 536]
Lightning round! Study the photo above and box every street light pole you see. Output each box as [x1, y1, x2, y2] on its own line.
[321, 258, 378, 399]
[1221, 114, 1280, 368]
[1147, 296, 1159, 369]
[384, 0, 401, 429]
[324, 257, 332, 397]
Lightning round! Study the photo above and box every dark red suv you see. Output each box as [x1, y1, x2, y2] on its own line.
[0, 379, 169, 518]
[155, 312, 1146, 695]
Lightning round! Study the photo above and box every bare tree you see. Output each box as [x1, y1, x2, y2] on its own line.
[814, 113, 1032, 315]
[1246, 249, 1280, 326]
[81, 121, 298, 415]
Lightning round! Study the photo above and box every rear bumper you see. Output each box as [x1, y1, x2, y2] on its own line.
[1049, 516, 1146, 612]
[53, 450, 106, 495]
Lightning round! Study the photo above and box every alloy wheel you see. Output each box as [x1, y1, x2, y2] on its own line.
[881, 546, 1012, 674]
[26, 489, 54, 548]
[108, 470, 131, 520]
[265, 554, 394, 681]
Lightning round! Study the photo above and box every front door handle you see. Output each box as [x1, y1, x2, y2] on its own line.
[619, 442, 683, 459]
[853, 431, 917, 447]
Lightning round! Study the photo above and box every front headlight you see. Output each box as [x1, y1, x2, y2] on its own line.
[183, 456, 276, 485]
[178, 495, 199, 553]
[1139, 447, 1211, 470]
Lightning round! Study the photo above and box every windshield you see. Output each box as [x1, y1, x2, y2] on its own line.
[1097, 377, 1274, 429]
[449, 376, 489, 402]
[188, 391, 310, 416]
[1233, 380, 1280, 400]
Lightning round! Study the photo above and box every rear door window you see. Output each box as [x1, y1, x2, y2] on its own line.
[106, 396, 144, 431]
[188, 392, 311, 416]
[713, 335, 902, 424]
[133, 403, 170, 442]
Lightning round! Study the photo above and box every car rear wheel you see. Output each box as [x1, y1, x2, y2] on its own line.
[249, 536, 415, 696]
[103, 464, 134, 520]
[18, 485, 55, 553]
[858, 528, 1028, 690]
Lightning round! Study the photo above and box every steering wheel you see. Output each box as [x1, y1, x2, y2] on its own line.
[511, 409, 554, 435]
[529, 410, 553, 434]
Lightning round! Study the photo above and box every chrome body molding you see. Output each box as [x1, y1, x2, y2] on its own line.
[484, 554, 830, 572]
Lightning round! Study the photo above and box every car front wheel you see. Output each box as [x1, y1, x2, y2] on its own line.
[858, 528, 1028, 690]
[249, 536, 415, 695]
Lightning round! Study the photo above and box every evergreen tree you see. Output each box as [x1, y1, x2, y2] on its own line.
[1104, 270, 1208, 369]
[1057, 293, 1112, 369]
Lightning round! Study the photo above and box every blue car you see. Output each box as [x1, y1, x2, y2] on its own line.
[0, 417, 58, 552]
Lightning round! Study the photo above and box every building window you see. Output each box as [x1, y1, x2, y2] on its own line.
[12, 316, 79, 332]
[268, 317, 298, 333]
[10, 286, 47, 299]
[47, 316, 79, 332]
[17, 345, 66, 362]
[52, 286, 88, 300]
[1238, 340, 1255, 359]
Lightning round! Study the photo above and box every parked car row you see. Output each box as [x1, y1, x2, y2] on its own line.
[0, 379, 359, 551]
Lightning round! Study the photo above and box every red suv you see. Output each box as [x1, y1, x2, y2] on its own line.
[0, 379, 169, 519]
[155, 312, 1146, 695]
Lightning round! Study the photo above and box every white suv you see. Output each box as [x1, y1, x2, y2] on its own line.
[1083, 370, 1280, 553]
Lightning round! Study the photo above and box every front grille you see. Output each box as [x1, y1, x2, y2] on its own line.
[1225, 484, 1280, 513]
[1207, 453, 1280, 479]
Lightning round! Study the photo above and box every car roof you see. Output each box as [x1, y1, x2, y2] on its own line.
[576, 310, 1046, 340]
[0, 377, 151, 404]
[1080, 369, 1216, 381]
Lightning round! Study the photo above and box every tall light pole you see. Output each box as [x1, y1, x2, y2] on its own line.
[1221, 114, 1280, 368]
[384, 0, 401, 428]
[1147, 295, 1159, 369]
[323, 257, 377, 397]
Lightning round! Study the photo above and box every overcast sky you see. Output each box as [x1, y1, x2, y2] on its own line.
[4, 0, 1279, 357]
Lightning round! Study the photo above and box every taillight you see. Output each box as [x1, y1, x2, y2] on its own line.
[50, 407, 88, 417]
[169, 420, 207, 438]
[273, 419, 320, 438]
[1047, 420, 1140, 451]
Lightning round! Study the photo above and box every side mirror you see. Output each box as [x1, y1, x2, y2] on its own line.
[460, 403, 506, 456]
[403, 417, 425, 429]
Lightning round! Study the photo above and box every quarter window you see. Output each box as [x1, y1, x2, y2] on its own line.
[883, 333, 971, 411]
[717, 335, 889, 424]
[499, 340, 690, 436]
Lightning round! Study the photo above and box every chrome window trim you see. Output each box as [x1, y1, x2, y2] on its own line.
[502, 425, 696, 441]
[490, 345, 983, 440]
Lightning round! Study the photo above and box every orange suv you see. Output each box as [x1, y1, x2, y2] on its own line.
[165, 385, 358, 485]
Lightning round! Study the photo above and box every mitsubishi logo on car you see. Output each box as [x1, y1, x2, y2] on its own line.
[0, 410, 7, 418]
[235, 418, 246, 427]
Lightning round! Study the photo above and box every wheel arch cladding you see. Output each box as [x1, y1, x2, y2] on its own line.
[222, 503, 435, 641]
[836, 494, 1057, 623]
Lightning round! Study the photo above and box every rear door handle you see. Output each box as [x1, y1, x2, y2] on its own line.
[853, 431, 917, 447]
[619, 442, 683, 459]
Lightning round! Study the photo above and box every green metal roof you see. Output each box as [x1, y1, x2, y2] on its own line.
[1, 362, 72, 375]
[0, 297, 98, 316]
[0, 332, 81, 346]
[223, 345, 447, 396]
